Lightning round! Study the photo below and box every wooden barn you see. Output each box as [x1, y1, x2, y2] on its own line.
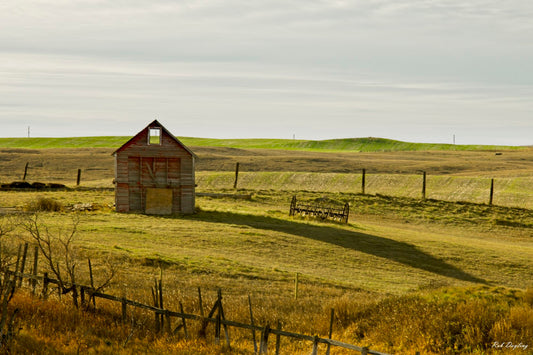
[113, 120, 196, 215]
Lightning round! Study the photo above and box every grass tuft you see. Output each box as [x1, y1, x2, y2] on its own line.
[24, 197, 63, 212]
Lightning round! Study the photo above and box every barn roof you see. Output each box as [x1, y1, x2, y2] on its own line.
[112, 120, 197, 158]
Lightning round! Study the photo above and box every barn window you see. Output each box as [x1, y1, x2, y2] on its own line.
[148, 128, 161, 145]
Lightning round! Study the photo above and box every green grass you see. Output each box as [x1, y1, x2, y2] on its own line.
[3, 190, 532, 354]
[196, 171, 533, 209]
[0, 136, 525, 152]
[4, 190, 531, 297]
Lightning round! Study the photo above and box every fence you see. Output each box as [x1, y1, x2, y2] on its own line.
[1, 242, 389, 355]
[289, 196, 349, 223]
[195, 170, 532, 209]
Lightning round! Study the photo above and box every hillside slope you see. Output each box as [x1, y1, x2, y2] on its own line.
[0, 136, 525, 152]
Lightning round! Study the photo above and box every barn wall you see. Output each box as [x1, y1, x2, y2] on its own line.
[114, 124, 195, 214]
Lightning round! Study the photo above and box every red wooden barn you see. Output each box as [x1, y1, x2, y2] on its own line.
[113, 120, 196, 214]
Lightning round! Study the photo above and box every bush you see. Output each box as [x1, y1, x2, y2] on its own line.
[25, 197, 63, 212]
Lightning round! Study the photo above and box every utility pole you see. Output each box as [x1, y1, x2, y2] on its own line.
[28, 126, 30, 138]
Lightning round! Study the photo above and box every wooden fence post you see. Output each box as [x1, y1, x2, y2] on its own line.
[76, 169, 82, 186]
[259, 324, 270, 354]
[179, 302, 188, 339]
[489, 178, 494, 205]
[200, 291, 221, 338]
[248, 295, 258, 354]
[42, 272, 49, 299]
[14, 245, 21, 280]
[422, 171, 427, 200]
[311, 335, 319, 355]
[361, 168, 366, 195]
[275, 321, 281, 355]
[80, 286, 85, 307]
[88, 259, 96, 309]
[198, 287, 204, 317]
[72, 283, 79, 308]
[326, 308, 334, 355]
[18, 243, 28, 288]
[215, 299, 221, 344]
[215, 289, 230, 348]
[151, 281, 160, 333]
[23, 162, 29, 181]
[343, 203, 349, 224]
[233, 162, 240, 189]
[289, 196, 296, 216]
[31, 246, 38, 295]
[121, 296, 128, 323]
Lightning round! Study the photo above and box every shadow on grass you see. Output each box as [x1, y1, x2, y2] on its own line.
[184, 210, 486, 284]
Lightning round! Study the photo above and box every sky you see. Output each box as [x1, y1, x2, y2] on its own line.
[1, 0, 532, 145]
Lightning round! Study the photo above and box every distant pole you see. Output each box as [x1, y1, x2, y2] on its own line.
[422, 171, 427, 200]
[453, 134, 455, 145]
[76, 169, 82, 186]
[28, 126, 30, 138]
[233, 162, 240, 189]
[361, 168, 366, 195]
[489, 178, 494, 205]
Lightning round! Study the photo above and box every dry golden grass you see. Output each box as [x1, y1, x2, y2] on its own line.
[5, 286, 533, 354]
[0, 146, 532, 186]
[0, 144, 531, 354]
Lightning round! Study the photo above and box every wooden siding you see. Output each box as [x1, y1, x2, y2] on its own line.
[114, 120, 195, 214]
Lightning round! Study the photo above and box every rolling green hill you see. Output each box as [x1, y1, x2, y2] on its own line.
[0, 136, 524, 152]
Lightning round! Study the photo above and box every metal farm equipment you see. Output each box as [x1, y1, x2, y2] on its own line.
[289, 196, 349, 224]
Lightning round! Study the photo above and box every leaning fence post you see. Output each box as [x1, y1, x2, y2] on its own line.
[18, 243, 28, 287]
[311, 335, 320, 355]
[215, 300, 221, 344]
[88, 258, 96, 309]
[151, 282, 160, 333]
[23, 162, 29, 181]
[233, 162, 240, 189]
[179, 302, 188, 339]
[248, 295, 258, 354]
[218, 290, 231, 348]
[31, 246, 38, 295]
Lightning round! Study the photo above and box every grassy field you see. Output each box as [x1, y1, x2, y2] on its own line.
[196, 171, 533, 209]
[0, 189, 532, 354]
[0, 137, 532, 353]
[0, 136, 528, 151]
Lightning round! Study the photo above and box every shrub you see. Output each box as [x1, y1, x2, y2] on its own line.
[25, 197, 63, 212]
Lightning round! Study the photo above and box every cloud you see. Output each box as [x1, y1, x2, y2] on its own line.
[0, 1, 532, 144]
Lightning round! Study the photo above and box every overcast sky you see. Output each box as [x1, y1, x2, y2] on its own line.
[1, 0, 532, 145]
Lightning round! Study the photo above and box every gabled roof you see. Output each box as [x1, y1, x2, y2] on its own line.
[112, 120, 197, 158]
